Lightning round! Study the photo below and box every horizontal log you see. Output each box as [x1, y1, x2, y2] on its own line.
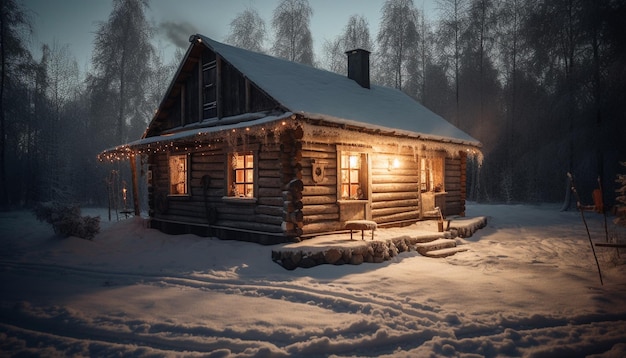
[371, 160, 418, 171]
[258, 187, 283, 198]
[371, 191, 418, 202]
[255, 213, 284, 226]
[371, 183, 419, 193]
[219, 205, 256, 216]
[256, 205, 283, 217]
[218, 220, 283, 233]
[153, 213, 209, 225]
[303, 185, 335, 196]
[191, 162, 225, 172]
[303, 213, 339, 223]
[259, 151, 281, 162]
[371, 198, 419, 210]
[258, 159, 281, 170]
[372, 206, 419, 218]
[371, 168, 418, 177]
[301, 194, 336, 205]
[258, 169, 281, 178]
[302, 142, 336, 153]
[258, 177, 282, 188]
[372, 174, 419, 184]
[445, 168, 462, 177]
[191, 170, 225, 181]
[257, 196, 284, 206]
[301, 150, 336, 160]
[373, 211, 419, 224]
[302, 221, 343, 235]
[302, 203, 338, 215]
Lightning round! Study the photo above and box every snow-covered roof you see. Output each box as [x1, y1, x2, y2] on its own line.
[198, 35, 480, 147]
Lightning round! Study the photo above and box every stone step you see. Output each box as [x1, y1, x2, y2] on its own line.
[422, 246, 469, 258]
[416, 238, 457, 255]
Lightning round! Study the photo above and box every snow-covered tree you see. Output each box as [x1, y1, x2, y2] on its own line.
[271, 0, 314, 65]
[89, 0, 155, 144]
[436, 0, 469, 127]
[225, 7, 266, 53]
[376, 0, 419, 91]
[0, 0, 32, 207]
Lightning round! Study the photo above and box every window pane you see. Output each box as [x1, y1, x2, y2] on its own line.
[350, 169, 359, 182]
[230, 152, 255, 198]
[351, 184, 360, 198]
[169, 155, 187, 195]
[341, 184, 349, 199]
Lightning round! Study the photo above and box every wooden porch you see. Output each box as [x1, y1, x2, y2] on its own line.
[272, 216, 487, 270]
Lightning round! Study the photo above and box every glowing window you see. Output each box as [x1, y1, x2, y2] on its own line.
[169, 154, 188, 195]
[420, 156, 445, 192]
[230, 152, 255, 198]
[340, 153, 366, 200]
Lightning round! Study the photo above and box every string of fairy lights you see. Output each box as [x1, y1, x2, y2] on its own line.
[97, 113, 483, 165]
[97, 115, 298, 162]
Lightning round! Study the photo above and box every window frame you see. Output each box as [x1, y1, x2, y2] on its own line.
[420, 154, 445, 193]
[226, 150, 258, 200]
[168, 153, 190, 196]
[338, 149, 368, 201]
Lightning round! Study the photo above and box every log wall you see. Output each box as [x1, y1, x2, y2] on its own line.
[146, 123, 468, 241]
[148, 133, 288, 240]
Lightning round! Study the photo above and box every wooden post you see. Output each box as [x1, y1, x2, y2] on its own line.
[130, 154, 140, 216]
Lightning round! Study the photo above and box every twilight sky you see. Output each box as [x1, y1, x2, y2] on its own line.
[21, 0, 438, 71]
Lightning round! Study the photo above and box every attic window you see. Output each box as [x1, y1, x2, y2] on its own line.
[203, 60, 217, 119]
[169, 154, 189, 195]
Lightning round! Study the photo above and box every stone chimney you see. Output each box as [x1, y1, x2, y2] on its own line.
[345, 49, 370, 89]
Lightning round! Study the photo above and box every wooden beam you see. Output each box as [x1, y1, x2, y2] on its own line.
[130, 154, 140, 216]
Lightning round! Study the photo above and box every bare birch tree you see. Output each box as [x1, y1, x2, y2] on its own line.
[271, 0, 314, 65]
[89, 0, 154, 144]
[376, 0, 419, 91]
[225, 7, 266, 53]
[436, 0, 469, 127]
[322, 15, 373, 74]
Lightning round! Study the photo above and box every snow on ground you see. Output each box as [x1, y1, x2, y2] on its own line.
[1, 203, 626, 357]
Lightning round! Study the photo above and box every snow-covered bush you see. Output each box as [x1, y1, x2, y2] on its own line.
[616, 161, 626, 227]
[33, 202, 100, 240]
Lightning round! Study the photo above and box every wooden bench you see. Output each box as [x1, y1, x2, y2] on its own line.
[345, 220, 377, 240]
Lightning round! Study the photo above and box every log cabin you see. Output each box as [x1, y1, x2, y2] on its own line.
[99, 34, 482, 244]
